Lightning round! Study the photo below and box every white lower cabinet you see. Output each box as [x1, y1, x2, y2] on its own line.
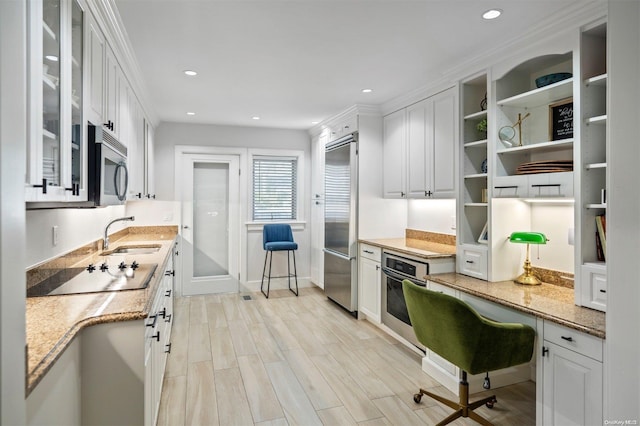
[580, 263, 607, 312]
[358, 243, 381, 323]
[542, 321, 603, 426]
[457, 244, 488, 280]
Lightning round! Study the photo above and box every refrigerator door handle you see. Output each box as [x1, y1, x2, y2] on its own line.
[323, 248, 355, 261]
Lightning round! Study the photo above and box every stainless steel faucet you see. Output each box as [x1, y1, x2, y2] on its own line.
[103, 216, 135, 250]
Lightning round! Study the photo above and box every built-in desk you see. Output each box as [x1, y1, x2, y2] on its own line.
[427, 273, 605, 338]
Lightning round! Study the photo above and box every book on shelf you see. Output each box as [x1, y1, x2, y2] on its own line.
[595, 214, 606, 260]
[595, 231, 604, 261]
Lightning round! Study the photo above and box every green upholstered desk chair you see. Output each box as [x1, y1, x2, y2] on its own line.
[402, 279, 536, 426]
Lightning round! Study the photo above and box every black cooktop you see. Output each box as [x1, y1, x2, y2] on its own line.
[27, 262, 158, 297]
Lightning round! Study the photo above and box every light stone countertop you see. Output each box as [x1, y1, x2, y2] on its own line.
[358, 237, 605, 339]
[25, 227, 178, 396]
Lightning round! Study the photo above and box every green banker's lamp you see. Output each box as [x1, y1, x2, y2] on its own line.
[509, 231, 548, 285]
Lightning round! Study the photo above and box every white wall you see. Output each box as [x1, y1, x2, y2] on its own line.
[407, 199, 457, 235]
[530, 204, 574, 273]
[154, 122, 311, 291]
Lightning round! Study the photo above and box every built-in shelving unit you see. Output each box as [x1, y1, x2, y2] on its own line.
[577, 21, 608, 312]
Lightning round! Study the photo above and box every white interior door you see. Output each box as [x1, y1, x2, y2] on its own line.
[180, 154, 240, 295]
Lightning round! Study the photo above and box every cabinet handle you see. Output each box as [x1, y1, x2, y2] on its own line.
[165, 314, 172, 323]
[560, 336, 574, 342]
[33, 178, 48, 194]
[315, 201, 321, 205]
[158, 307, 166, 319]
[146, 194, 156, 199]
[466, 260, 474, 264]
[363, 250, 374, 254]
[531, 184, 561, 188]
[165, 289, 172, 297]
[599, 289, 607, 293]
[165, 343, 172, 353]
[152, 331, 160, 342]
[400, 192, 405, 198]
[494, 185, 518, 189]
[65, 183, 80, 196]
[146, 314, 158, 328]
[376, 265, 380, 271]
[165, 270, 175, 276]
[542, 346, 549, 357]
[133, 192, 143, 199]
[425, 190, 433, 197]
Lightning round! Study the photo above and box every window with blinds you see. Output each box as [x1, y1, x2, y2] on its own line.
[252, 157, 298, 221]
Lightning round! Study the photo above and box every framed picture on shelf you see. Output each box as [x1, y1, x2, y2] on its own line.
[549, 97, 573, 140]
[478, 222, 489, 244]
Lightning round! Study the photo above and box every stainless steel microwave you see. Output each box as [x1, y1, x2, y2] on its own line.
[88, 123, 129, 206]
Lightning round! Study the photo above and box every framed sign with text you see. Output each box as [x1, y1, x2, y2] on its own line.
[549, 98, 573, 141]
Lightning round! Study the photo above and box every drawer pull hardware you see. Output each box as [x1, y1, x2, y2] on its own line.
[152, 331, 160, 342]
[542, 346, 549, 357]
[376, 265, 380, 271]
[561, 336, 574, 342]
[466, 260, 474, 264]
[146, 314, 158, 328]
[165, 314, 172, 323]
[33, 178, 48, 194]
[363, 250, 374, 254]
[600, 289, 607, 293]
[165, 343, 172, 353]
[165, 270, 175, 276]
[401, 192, 406, 197]
[494, 185, 518, 189]
[165, 289, 172, 297]
[65, 183, 80, 196]
[158, 307, 166, 319]
[531, 184, 561, 188]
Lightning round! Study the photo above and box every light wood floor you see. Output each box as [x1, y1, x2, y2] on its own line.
[157, 287, 535, 426]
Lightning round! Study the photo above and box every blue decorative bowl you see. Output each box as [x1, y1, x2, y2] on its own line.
[535, 72, 572, 88]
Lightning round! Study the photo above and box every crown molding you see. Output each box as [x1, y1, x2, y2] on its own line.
[308, 104, 381, 137]
[85, 0, 159, 127]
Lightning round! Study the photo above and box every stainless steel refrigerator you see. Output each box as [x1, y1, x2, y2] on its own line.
[323, 133, 358, 313]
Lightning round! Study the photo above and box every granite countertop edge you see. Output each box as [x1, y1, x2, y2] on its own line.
[357, 237, 605, 340]
[25, 228, 177, 396]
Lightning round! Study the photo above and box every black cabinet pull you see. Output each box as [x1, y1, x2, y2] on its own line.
[65, 183, 80, 196]
[363, 250, 374, 254]
[542, 346, 549, 357]
[561, 336, 574, 342]
[165, 343, 171, 353]
[165, 270, 175, 276]
[33, 178, 48, 194]
[165, 314, 172, 323]
[146, 314, 158, 328]
[152, 331, 160, 342]
[599, 289, 606, 293]
[146, 194, 156, 199]
[466, 260, 474, 264]
[158, 307, 166, 319]
[134, 193, 142, 199]
[531, 184, 561, 188]
[375, 265, 380, 271]
[165, 289, 172, 297]
[494, 185, 518, 189]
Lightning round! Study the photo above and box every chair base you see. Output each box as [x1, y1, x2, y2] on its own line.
[413, 373, 497, 426]
[260, 249, 299, 299]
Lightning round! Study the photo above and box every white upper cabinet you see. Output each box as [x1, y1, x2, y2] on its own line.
[382, 109, 407, 198]
[86, 12, 103, 127]
[104, 43, 121, 139]
[383, 86, 457, 199]
[26, 0, 87, 202]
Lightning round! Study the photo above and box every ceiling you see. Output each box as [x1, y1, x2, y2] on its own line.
[114, 0, 584, 130]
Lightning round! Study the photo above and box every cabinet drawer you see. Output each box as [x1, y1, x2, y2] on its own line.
[359, 244, 381, 261]
[493, 175, 527, 198]
[457, 245, 487, 280]
[528, 172, 573, 198]
[581, 263, 606, 312]
[544, 321, 603, 361]
[428, 281, 457, 297]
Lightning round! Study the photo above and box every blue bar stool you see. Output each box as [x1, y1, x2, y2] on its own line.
[261, 224, 299, 299]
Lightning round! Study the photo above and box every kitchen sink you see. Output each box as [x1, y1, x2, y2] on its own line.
[102, 244, 162, 255]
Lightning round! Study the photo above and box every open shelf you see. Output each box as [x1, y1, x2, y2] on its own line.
[464, 110, 487, 120]
[585, 73, 607, 87]
[42, 128, 57, 140]
[585, 162, 607, 170]
[585, 115, 607, 125]
[497, 138, 574, 154]
[464, 203, 488, 207]
[497, 78, 573, 108]
[464, 173, 488, 179]
[464, 139, 488, 148]
[586, 203, 607, 209]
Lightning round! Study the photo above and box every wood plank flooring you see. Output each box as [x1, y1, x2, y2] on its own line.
[157, 287, 535, 426]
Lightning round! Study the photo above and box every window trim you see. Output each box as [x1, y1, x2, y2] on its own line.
[247, 148, 305, 226]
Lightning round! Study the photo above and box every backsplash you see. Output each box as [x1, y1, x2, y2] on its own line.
[406, 228, 456, 246]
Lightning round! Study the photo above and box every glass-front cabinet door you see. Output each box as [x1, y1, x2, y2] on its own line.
[27, 0, 86, 202]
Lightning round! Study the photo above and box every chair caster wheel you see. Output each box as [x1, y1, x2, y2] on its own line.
[413, 393, 423, 403]
[486, 397, 497, 409]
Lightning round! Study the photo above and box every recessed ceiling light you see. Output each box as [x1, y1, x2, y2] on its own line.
[186, 112, 195, 116]
[252, 116, 261, 120]
[45, 55, 58, 62]
[362, 88, 373, 93]
[184, 70, 197, 76]
[482, 9, 502, 20]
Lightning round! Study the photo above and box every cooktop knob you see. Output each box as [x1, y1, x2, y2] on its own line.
[131, 260, 139, 270]
[100, 263, 109, 272]
[86, 264, 96, 273]
[118, 261, 127, 271]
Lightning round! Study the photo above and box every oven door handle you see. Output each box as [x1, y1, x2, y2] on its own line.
[381, 267, 426, 287]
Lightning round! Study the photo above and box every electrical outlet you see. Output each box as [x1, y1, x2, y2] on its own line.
[163, 212, 173, 222]
[568, 227, 574, 245]
[52, 225, 58, 246]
